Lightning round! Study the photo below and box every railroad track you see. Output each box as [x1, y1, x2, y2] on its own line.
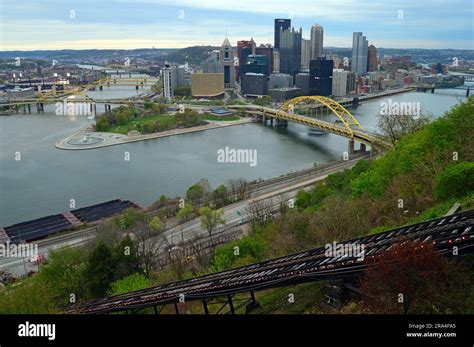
[68, 209, 474, 314]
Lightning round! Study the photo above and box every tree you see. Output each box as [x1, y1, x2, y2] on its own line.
[36, 247, 87, 308]
[177, 203, 195, 223]
[210, 236, 265, 272]
[113, 235, 141, 280]
[84, 243, 115, 298]
[132, 216, 169, 277]
[108, 273, 151, 296]
[377, 112, 430, 146]
[213, 184, 228, 208]
[359, 240, 470, 314]
[186, 179, 211, 206]
[199, 207, 225, 238]
[435, 162, 474, 200]
[95, 116, 109, 131]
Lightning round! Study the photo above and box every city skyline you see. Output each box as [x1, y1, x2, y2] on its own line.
[1, 0, 473, 51]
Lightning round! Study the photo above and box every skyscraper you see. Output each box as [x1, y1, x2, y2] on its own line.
[161, 62, 173, 100]
[368, 44, 378, 72]
[352, 32, 368, 75]
[236, 39, 256, 80]
[241, 55, 269, 76]
[310, 24, 324, 59]
[274, 18, 291, 50]
[301, 38, 311, 69]
[279, 26, 302, 77]
[220, 36, 235, 88]
[256, 44, 274, 76]
[309, 58, 333, 96]
[273, 50, 280, 73]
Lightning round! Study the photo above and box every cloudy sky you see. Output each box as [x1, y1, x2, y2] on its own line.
[1, 0, 473, 51]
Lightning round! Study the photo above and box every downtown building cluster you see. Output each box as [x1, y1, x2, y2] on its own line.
[148, 20, 468, 103]
[183, 18, 379, 101]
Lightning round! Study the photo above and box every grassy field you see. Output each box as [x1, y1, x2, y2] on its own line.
[107, 113, 240, 135]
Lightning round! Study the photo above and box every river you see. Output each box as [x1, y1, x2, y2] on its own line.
[0, 79, 470, 226]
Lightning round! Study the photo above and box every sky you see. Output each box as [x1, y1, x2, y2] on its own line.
[1, 0, 473, 51]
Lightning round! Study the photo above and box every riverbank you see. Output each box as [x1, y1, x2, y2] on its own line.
[55, 117, 255, 150]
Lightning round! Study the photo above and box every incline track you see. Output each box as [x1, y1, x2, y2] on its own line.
[68, 209, 474, 314]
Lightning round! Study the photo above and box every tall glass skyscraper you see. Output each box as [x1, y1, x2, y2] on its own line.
[352, 32, 368, 75]
[309, 58, 333, 96]
[274, 18, 291, 50]
[279, 27, 302, 77]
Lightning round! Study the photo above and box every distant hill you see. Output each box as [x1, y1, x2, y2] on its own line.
[163, 46, 218, 65]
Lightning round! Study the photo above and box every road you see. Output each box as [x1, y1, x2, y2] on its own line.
[0, 155, 368, 277]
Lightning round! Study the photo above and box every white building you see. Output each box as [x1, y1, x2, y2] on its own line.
[301, 38, 312, 69]
[332, 69, 348, 97]
[162, 63, 174, 100]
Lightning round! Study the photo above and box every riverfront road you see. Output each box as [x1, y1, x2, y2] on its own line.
[0, 155, 369, 277]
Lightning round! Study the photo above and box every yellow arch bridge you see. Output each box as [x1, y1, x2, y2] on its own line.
[228, 96, 391, 151]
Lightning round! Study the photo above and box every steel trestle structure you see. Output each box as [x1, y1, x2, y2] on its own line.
[68, 209, 474, 314]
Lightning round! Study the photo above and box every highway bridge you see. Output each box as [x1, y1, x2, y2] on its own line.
[229, 96, 391, 150]
[68, 209, 474, 314]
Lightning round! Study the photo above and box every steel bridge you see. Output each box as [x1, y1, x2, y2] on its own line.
[67, 209, 474, 314]
[229, 96, 391, 149]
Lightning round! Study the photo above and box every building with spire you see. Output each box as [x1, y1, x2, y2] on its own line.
[220, 36, 235, 88]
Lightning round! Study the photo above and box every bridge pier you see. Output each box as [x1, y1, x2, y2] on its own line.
[431, 87, 435, 93]
[360, 143, 367, 153]
[467, 87, 470, 97]
[348, 139, 355, 155]
[276, 119, 288, 127]
[27, 104, 31, 113]
[99, 85, 103, 91]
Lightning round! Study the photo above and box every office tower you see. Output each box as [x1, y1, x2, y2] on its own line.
[332, 69, 348, 97]
[201, 50, 222, 73]
[352, 32, 368, 75]
[220, 36, 235, 88]
[273, 50, 280, 73]
[295, 72, 310, 95]
[241, 73, 268, 96]
[279, 26, 302, 77]
[269, 73, 293, 89]
[256, 44, 274, 75]
[241, 55, 269, 76]
[367, 44, 377, 72]
[346, 72, 356, 93]
[301, 38, 312, 69]
[274, 18, 291, 50]
[236, 39, 256, 80]
[161, 62, 173, 100]
[309, 58, 333, 96]
[310, 24, 324, 59]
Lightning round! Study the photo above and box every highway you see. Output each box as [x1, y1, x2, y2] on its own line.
[0, 154, 369, 277]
